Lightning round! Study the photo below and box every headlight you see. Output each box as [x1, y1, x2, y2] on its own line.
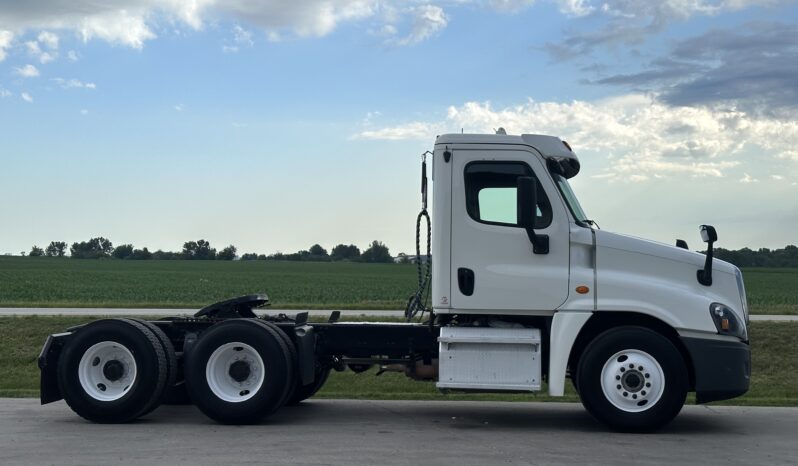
[709, 303, 747, 340]
[735, 268, 749, 324]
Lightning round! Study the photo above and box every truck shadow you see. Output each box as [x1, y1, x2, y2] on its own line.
[137, 400, 734, 435]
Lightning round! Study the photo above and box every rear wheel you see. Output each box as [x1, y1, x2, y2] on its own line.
[57, 319, 168, 423]
[576, 326, 687, 432]
[185, 319, 293, 424]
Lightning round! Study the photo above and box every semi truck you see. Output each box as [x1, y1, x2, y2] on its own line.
[38, 132, 751, 432]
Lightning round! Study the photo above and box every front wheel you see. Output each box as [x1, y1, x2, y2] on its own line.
[576, 326, 688, 432]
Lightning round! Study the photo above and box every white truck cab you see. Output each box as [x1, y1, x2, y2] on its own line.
[39, 132, 751, 432]
[430, 133, 750, 428]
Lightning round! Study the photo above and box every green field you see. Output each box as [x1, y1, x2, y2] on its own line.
[1, 317, 795, 406]
[0, 257, 796, 314]
[0, 257, 416, 310]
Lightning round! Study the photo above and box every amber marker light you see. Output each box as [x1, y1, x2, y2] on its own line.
[721, 318, 730, 330]
[575, 286, 589, 294]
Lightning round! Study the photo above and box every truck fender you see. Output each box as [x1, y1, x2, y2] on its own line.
[548, 312, 592, 396]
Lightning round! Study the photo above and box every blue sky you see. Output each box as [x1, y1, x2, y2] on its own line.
[1, 1, 797, 256]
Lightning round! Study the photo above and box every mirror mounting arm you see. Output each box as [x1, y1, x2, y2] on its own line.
[517, 176, 549, 255]
[697, 224, 717, 286]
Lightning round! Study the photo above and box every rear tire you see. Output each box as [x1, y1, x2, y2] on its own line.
[259, 321, 298, 407]
[576, 326, 688, 432]
[57, 319, 168, 423]
[125, 318, 177, 415]
[185, 319, 293, 424]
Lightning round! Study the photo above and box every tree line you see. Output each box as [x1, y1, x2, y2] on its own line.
[23, 238, 397, 263]
[714, 245, 798, 268]
[24, 239, 797, 267]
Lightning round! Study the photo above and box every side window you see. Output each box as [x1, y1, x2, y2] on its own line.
[464, 162, 552, 228]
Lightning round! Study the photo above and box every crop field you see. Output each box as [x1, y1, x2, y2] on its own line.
[0, 317, 795, 406]
[0, 257, 796, 314]
[0, 257, 416, 310]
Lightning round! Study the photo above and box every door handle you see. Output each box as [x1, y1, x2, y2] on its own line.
[458, 268, 475, 296]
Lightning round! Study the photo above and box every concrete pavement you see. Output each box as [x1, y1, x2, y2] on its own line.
[0, 399, 796, 465]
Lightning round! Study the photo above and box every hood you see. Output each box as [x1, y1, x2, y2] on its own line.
[594, 229, 737, 275]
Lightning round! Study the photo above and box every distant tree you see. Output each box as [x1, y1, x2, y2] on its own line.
[360, 240, 392, 263]
[70, 237, 113, 259]
[129, 248, 152, 260]
[257, 254, 268, 260]
[240, 253, 259, 261]
[331, 244, 361, 261]
[20, 251, 26, 257]
[182, 239, 216, 260]
[152, 249, 181, 260]
[45, 241, 67, 257]
[112, 244, 134, 259]
[396, 252, 411, 264]
[29, 245, 44, 257]
[308, 244, 330, 261]
[217, 245, 237, 260]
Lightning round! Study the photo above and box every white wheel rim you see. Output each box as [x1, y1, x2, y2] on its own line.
[205, 342, 265, 403]
[78, 341, 138, 401]
[600, 349, 665, 413]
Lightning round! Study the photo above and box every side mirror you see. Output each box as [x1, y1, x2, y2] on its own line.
[697, 224, 717, 286]
[517, 177, 549, 254]
[700, 225, 717, 243]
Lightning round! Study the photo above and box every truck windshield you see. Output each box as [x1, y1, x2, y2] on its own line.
[552, 173, 590, 226]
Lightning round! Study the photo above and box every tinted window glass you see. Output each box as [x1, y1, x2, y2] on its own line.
[464, 162, 552, 228]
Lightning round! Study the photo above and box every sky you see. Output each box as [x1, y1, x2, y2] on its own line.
[1, 0, 797, 256]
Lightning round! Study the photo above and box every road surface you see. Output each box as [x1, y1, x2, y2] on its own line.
[0, 308, 794, 321]
[0, 399, 795, 465]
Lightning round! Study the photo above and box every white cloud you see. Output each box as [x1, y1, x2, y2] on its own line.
[78, 10, 157, 49]
[37, 30, 59, 49]
[14, 64, 40, 77]
[556, 0, 594, 16]
[387, 5, 448, 46]
[0, 87, 11, 98]
[0, 30, 13, 61]
[52, 78, 96, 89]
[222, 24, 254, 53]
[354, 121, 442, 140]
[0, 1, 386, 51]
[355, 93, 798, 180]
[740, 173, 759, 183]
[771, 174, 784, 180]
[20, 92, 33, 102]
[25, 37, 57, 63]
[174, 104, 184, 111]
[80, 109, 88, 115]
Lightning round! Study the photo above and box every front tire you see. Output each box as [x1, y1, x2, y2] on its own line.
[576, 326, 688, 432]
[185, 319, 293, 424]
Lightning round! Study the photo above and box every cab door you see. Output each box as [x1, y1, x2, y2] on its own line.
[450, 148, 570, 311]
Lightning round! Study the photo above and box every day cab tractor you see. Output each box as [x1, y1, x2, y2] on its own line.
[38, 132, 751, 432]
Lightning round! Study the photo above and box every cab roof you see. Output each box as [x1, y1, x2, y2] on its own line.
[435, 133, 580, 178]
[435, 133, 576, 159]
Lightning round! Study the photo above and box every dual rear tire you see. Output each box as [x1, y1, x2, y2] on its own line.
[184, 319, 295, 424]
[57, 319, 174, 423]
